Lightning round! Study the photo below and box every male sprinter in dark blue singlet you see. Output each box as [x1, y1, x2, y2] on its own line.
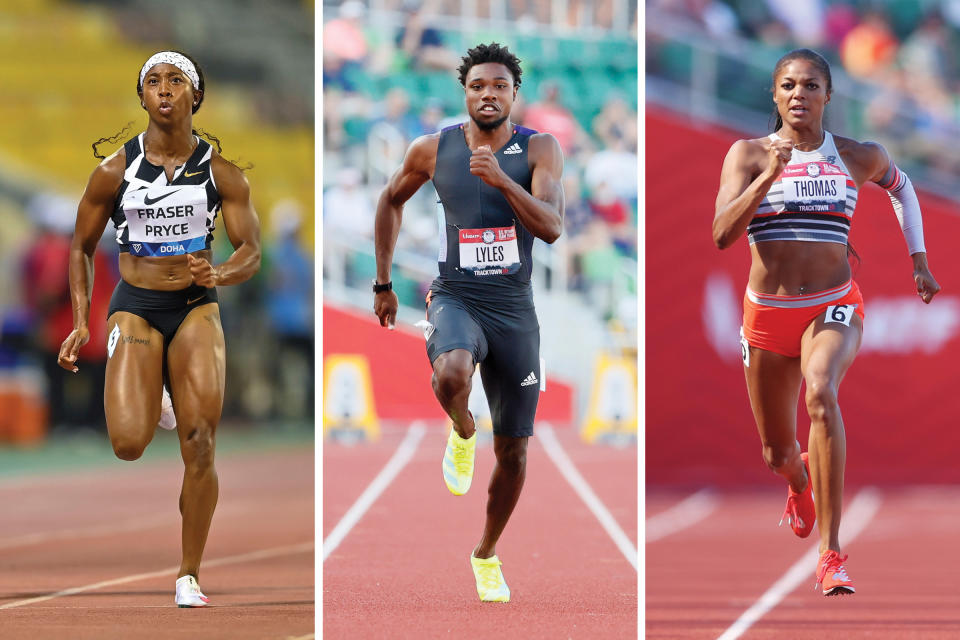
[374, 43, 564, 602]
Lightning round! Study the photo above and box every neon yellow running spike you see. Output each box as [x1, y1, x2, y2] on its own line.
[471, 555, 510, 602]
[442, 428, 476, 495]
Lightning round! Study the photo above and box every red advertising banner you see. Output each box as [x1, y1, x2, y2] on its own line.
[323, 305, 574, 425]
[647, 108, 960, 486]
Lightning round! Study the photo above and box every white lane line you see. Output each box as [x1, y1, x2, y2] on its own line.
[646, 488, 719, 543]
[716, 487, 883, 640]
[322, 422, 426, 562]
[0, 540, 313, 610]
[539, 424, 638, 570]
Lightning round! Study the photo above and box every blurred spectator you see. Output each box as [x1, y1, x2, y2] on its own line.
[323, 87, 371, 153]
[584, 137, 638, 205]
[371, 87, 424, 143]
[824, 3, 859, 50]
[395, 0, 459, 71]
[651, 0, 740, 37]
[587, 182, 634, 256]
[522, 81, 592, 156]
[569, 213, 623, 317]
[323, 0, 369, 91]
[898, 9, 954, 87]
[840, 10, 898, 80]
[265, 199, 314, 421]
[21, 193, 116, 431]
[561, 172, 593, 240]
[324, 167, 374, 239]
[592, 94, 638, 151]
[756, 17, 795, 49]
[765, 0, 824, 46]
[509, 0, 550, 25]
[418, 96, 447, 135]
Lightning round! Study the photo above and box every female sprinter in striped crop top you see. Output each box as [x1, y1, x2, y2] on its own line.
[57, 51, 261, 607]
[713, 48, 940, 596]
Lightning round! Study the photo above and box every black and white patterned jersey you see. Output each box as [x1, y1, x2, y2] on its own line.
[111, 133, 221, 256]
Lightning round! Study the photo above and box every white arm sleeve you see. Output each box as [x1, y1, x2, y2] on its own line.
[884, 167, 925, 255]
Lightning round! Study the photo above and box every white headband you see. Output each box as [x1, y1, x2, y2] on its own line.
[138, 51, 200, 90]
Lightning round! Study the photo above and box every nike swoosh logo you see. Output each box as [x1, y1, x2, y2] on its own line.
[183, 170, 203, 178]
[143, 190, 181, 205]
[186, 296, 205, 305]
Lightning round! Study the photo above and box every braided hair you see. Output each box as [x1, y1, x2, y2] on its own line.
[92, 51, 248, 169]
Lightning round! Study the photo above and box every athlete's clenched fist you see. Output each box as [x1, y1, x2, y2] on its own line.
[188, 253, 220, 287]
[763, 138, 793, 176]
[470, 145, 507, 188]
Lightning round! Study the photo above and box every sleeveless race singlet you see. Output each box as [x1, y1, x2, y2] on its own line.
[431, 123, 537, 295]
[112, 133, 221, 257]
[748, 131, 858, 245]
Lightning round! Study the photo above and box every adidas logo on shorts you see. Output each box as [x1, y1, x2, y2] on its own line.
[503, 143, 522, 155]
[520, 371, 538, 386]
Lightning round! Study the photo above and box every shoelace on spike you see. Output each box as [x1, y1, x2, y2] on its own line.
[452, 438, 472, 474]
[476, 563, 502, 590]
[779, 496, 804, 529]
[815, 551, 849, 587]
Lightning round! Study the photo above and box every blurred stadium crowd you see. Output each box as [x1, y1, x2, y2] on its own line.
[322, 0, 639, 339]
[648, 0, 960, 191]
[0, 0, 314, 440]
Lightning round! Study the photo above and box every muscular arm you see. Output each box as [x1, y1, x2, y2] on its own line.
[58, 153, 123, 371]
[70, 155, 123, 329]
[713, 138, 789, 249]
[471, 133, 564, 243]
[850, 139, 939, 301]
[203, 156, 261, 286]
[374, 134, 437, 284]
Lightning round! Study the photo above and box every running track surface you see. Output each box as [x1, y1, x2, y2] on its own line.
[646, 486, 960, 639]
[323, 424, 638, 639]
[0, 444, 314, 640]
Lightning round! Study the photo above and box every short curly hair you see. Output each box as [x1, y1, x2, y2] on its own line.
[457, 42, 522, 88]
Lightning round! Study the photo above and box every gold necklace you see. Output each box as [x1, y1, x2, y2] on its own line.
[795, 131, 825, 152]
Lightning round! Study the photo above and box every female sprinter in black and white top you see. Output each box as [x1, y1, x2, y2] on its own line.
[713, 48, 939, 596]
[57, 51, 261, 607]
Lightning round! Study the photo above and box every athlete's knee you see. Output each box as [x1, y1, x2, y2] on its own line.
[496, 440, 527, 474]
[180, 420, 216, 470]
[804, 376, 839, 423]
[111, 435, 149, 461]
[432, 353, 474, 400]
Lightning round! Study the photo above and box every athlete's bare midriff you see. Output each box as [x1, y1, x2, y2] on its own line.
[119, 249, 214, 290]
[748, 240, 850, 295]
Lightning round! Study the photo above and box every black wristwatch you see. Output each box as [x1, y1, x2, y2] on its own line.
[372, 280, 393, 293]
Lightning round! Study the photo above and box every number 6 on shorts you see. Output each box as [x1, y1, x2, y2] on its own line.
[825, 304, 856, 327]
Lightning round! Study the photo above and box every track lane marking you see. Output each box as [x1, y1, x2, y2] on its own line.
[322, 422, 426, 562]
[0, 540, 314, 610]
[539, 424, 638, 570]
[646, 488, 718, 542]
[716, 487, 883, 640]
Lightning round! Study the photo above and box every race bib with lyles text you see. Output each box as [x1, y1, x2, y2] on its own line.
[780, 162, 848, 213]
[121, 185, 209, 257]
[458, 225, 522, 276]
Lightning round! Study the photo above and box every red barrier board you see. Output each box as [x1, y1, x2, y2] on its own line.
[322, 305, 574, 424]
[647, 107, 960, 486]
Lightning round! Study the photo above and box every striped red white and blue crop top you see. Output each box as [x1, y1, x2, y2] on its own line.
[748, 131, 857, 246]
